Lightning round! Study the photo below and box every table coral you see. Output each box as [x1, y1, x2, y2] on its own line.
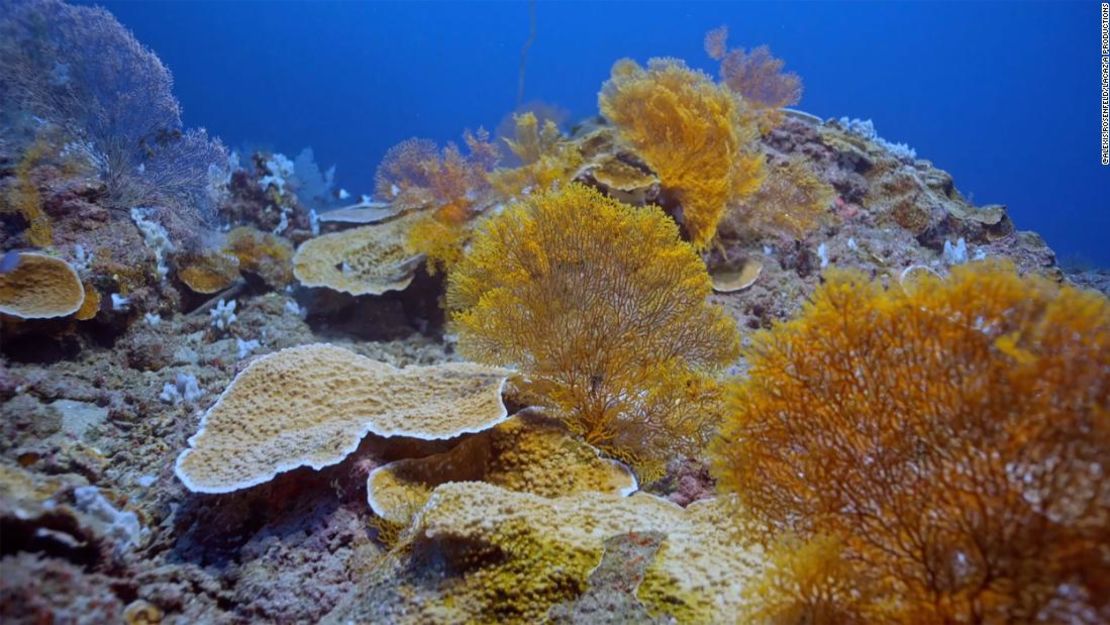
[292, 214, 424, 296]
[599, 57, 764, 248]
[0, 253, 85, 319]
[174, 344, 512, 493]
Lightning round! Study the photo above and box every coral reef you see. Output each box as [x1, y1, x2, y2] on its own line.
[448, 183, 738, 480]
[712, 262, 1109, 623]
[1, 6, 1104, 623]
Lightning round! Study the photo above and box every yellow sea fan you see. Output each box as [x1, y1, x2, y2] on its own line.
[598, 57, 763, 248]
[448, 183, 739, 478]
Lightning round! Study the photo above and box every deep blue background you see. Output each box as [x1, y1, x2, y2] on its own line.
[93, 1, 1108, 265]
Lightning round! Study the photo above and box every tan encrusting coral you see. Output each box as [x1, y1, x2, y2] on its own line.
[0, 252, 85, 319]
[174, 344, 512, 493]
[366, 411, 636, 524]
[177, 251, 240, 294]
[331, 481, 762, 624]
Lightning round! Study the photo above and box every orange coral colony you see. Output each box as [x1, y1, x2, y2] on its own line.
[598, 57, 764, 249]
[712, 261, 1110, 623]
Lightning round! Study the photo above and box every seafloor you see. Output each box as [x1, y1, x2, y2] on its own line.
[2, 2, 1108, 624]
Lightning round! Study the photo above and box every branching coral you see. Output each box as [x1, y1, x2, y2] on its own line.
[448, 183, 739, 480]
[720, 157, 834, 241]
[598, 58, 764, 248]
[712, 262, 1110, 624]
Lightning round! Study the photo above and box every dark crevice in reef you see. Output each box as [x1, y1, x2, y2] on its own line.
[0, 513, 103, 570]
[0, 329, 81, 364]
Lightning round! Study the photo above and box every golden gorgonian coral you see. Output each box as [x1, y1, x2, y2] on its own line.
[487, 112, 582, 201]
[448, 183, 739, 480]
[598, 57, 764, 249]
[713, 261, 1110, 624]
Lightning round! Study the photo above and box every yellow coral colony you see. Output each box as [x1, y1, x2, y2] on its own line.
[4, 139, 53, 247]
[0, 252, 85, 319]
[598, 58, 764, 248]
[336, 481, 762, 625]
[448, 183, 739, 481]
[487, 112, 582, 200]
[174, 344, 512, 493]
[223, 226, 294, 288]
[366, 411, 637, 524]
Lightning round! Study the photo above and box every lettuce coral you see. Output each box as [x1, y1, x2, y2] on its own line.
[598, 57, 764, 248]
[712, 261, 1110, 624]
[448, 183, 739, 481]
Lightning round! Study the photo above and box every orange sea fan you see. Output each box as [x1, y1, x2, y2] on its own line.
[713, 261, 1110, 624]
[704, 25, 729, 61]
[373, 137, 439, 205]
[720, 45, 802, 111]
[722, 156, 835, 241]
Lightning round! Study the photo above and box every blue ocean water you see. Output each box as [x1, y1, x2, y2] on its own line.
[96, 0, 1107, 266]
